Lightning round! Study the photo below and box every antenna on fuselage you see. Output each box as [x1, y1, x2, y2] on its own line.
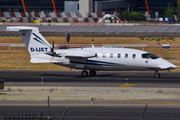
[66, 33, 70, 48]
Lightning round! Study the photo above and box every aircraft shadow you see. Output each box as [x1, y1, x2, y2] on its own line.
[41, 73, 179, 79]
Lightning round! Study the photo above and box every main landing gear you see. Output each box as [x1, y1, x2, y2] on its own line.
[81, 70, 96, 77]
[81, 70, 88, 77]
[89, 70, 96, 76]
[154, 70, 160, 78]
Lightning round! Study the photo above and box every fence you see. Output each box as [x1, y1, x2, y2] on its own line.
[0, 12, 102, 23]
[1, 44, 180, 49]
[2, 96, 68, 120]
[4, 114, 48, 120]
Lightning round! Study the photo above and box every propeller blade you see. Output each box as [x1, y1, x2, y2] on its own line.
[50, 41, 56, 56]
[53, 41, 54, 49]
[51, 41, 54, 53]
[51, 47, 53, 53]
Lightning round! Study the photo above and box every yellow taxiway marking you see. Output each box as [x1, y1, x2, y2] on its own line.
[119, 73, 135, 76]
[118, 84, 135, 87]
[123, 100, 180, 105]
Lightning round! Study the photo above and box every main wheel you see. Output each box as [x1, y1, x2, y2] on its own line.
[89, 70, 96, 76]
[81, 70, 88, 77]
[155, 73, 160, 78]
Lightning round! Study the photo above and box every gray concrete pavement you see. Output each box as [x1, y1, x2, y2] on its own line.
[0, 104, 180, 120]
[1, 70, 180, 120]
[1, 70, 180, 88]
[1, 25, 180, 37]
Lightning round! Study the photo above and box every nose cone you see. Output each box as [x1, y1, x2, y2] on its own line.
[159, 58, 177, 69]
[170, 64, 178, 69]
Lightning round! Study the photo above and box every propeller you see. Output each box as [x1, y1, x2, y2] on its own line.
[45, 41, 61, 57]
[50, 41, 56, 56]
[51, 41, 54, 53]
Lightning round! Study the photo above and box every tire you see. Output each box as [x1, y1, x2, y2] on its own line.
[89, 70, 96, 76]
[81, 70, 88, 77]
[155, 73, 160, 78]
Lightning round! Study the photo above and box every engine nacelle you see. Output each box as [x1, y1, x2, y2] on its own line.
[61, 57, 70, 65]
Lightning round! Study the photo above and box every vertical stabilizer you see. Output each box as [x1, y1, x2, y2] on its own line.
[6, 26, 51, 57]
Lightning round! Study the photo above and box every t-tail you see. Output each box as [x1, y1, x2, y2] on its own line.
[6, 26, 52, 63]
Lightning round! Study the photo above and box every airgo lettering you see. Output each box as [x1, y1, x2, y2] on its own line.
[30, 47, 48, 52]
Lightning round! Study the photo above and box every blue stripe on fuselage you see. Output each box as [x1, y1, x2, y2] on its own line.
[87, 60, 118, 65]
[71, 60, 121, 66]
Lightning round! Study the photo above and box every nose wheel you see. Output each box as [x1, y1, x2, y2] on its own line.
[154, 71, 160, 78]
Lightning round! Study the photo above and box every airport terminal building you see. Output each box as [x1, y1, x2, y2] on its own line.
[0, 0, 178, 17]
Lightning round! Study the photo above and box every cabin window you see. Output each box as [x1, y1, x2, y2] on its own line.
[142, 53, 159, 59]
[117, 54, 121, 58]
[125, 54, 128, 58]
[102, 53, 106, 58]
[110, 53, 113, 58]
[132, 54, 136, 58]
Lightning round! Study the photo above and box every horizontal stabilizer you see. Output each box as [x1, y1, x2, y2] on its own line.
[30, 57, 51, 63]
[6, 26, 39, 32]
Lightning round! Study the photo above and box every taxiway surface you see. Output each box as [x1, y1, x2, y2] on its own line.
[1, 25, 180, 37]
[0, 104, 180, 120]
[1, 70, 180, 87]
[1, 70, 180, 120]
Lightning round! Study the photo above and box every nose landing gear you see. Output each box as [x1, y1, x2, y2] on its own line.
[154, 70, 160, 78]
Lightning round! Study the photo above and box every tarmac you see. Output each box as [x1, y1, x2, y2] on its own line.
[1, 25, 180, 37]
[0, 102, 180, 120]
[1, 70, 180, 120]
[1, 70, 180, 87]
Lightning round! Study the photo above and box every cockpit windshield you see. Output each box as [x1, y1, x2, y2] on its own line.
[142, 53, 159, 59]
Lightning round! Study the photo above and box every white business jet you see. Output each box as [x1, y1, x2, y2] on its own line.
[6, 26, 177, 78]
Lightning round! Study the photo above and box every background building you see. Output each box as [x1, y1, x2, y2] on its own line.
[0, 0, 105, 12]
[65, 1, 79, 13]
[0, 0, 65, 12]
[79, 0, 93, 13]
[0, 0, 178, 17]
[94, 0, 177, 17]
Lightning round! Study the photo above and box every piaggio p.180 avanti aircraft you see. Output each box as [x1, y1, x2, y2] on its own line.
[6, 26, 177, 78]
